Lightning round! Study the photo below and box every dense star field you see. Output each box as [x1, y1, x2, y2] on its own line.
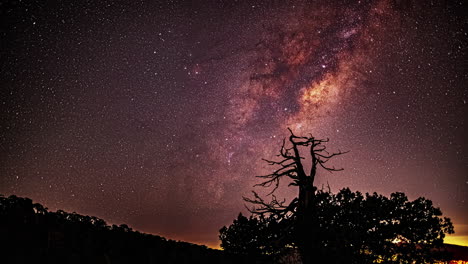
[1, 0, 467, 248]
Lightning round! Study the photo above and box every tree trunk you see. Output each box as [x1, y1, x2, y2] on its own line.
[297, 178, 315, 264]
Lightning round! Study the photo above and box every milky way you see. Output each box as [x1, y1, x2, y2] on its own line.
[1, 0, 467, 247]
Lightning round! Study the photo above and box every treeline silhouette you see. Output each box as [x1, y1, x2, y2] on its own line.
[220, 188, 464, 263]
[222, 130, 463, 264]
[0, 194, 266, 264]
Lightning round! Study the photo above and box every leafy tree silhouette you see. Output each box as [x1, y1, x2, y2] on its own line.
[221, 188, 455, 263]
[219, 213, 293, 258]
[219, 213, 266, 256]
[223, 129, 455, 263]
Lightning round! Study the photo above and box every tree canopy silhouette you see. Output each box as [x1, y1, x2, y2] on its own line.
[221, 188, 455, 263]
[221, 130, 455, 264]
[219, 213, 293, 258]
[0, 194, 256, 264]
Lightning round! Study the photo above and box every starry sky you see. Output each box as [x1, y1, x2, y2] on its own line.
[1, 0, 467, 248]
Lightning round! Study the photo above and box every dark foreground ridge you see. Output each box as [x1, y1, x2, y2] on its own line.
[443, 244, 468, 263]
[0, 194, 269, 264]
[2, 194, 467, 264]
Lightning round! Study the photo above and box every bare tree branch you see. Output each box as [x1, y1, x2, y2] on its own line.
[244, 128, 347, 218]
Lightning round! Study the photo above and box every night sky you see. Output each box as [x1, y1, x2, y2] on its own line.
[1, 0, 467, 248]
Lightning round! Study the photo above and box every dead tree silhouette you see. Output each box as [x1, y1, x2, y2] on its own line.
[244, 128, 347, 264]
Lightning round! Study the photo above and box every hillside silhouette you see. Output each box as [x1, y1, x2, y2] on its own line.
[2, 193, 467, 263]
[0, 194, 270, 264]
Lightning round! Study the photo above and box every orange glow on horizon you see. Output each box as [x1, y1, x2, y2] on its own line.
[445, 235, 468, 247]
[446, 224, 468, 247]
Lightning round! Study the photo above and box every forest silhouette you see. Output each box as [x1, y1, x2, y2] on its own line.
[0, 194, 262, 264]
[1, 131, 466, 263]
[1, 193, 466, 264]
